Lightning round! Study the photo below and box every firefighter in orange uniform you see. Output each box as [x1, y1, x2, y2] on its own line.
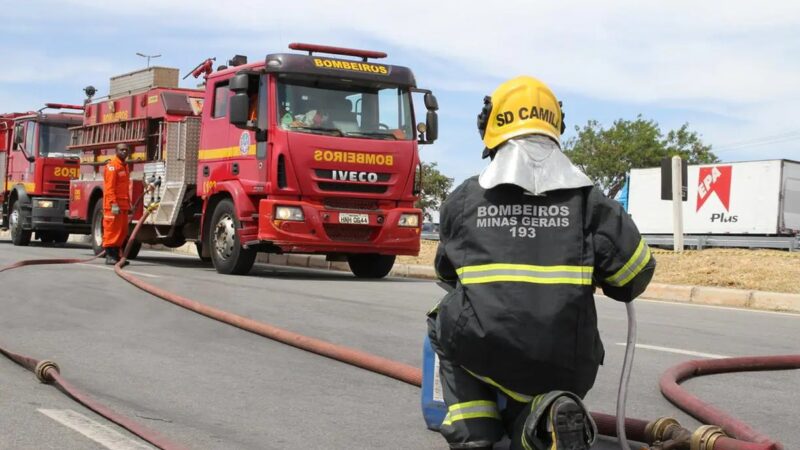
[103, 143, 131, 265]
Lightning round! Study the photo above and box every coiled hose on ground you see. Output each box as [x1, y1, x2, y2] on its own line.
[1, 205, 797, 449]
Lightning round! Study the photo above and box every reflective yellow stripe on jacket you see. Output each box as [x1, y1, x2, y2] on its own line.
[441, 400, 501, 426]
[456, 263, 593, 286]
[605, 239, 651, 287]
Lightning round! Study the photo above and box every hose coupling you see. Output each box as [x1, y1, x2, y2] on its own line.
[35, 360, 60, 384]
[645, 417, 681, 442]
[146, 202, 160, 213]
[690, 425, 725, 450]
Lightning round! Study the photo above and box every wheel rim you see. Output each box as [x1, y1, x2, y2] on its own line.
[9, 208, 19, 234]
[213, 213, 236, 260]
[93, 210, 103, 248]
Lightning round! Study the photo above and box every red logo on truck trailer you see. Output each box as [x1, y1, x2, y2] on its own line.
[697, 165, 732, 212]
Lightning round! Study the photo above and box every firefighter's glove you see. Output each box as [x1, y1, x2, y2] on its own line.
[111, 203, 120, 215]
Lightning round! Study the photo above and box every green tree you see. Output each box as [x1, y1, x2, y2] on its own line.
[417, 161, 454, 221]
[563, 116, 718, 198]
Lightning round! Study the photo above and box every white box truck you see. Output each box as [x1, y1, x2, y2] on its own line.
[628, 159, 800, 250]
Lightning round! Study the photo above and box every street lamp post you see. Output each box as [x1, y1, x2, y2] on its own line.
[136, 52, 162, 68]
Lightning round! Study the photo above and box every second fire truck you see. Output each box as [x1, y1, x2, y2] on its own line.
[1, 105, 85, 245]
[67, 43, 439, 277]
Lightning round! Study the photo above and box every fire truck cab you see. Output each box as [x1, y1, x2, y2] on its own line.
[0, 106, 85, 246]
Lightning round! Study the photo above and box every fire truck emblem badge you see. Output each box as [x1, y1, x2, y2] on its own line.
[239, 131, 250, 156]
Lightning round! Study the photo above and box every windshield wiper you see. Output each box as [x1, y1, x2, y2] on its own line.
[288, 125, 343, 136]
[345, 131, 397, 140]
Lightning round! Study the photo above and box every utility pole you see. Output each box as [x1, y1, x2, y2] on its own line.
[672, 155, 684, 252]
[136, 52, 162, 68]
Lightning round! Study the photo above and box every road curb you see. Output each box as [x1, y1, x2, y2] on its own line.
[5, 232, 798, 314]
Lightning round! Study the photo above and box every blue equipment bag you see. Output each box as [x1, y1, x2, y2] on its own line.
[421, 335, 447, 431]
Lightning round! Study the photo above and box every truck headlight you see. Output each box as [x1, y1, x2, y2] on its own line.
[398, 213, 419, 228]
[275, 206, 304, 221]
[37, 200, 55, 209]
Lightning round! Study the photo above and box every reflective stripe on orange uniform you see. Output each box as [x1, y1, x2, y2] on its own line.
[102, 156, 130, 248]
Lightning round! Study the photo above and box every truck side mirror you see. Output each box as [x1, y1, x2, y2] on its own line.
[425, 110, 438, 142]
[229, 93, 251, 128]
[229, 73, 250, 93]
[424, 93, 439, 111]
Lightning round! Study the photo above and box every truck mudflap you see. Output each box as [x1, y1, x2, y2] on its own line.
[256, 198, 421, 255]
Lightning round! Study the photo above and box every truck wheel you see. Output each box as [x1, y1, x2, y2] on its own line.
[347, 254, 396, 279]
[90, 201, 104, 255]
[53, 231, 70, 244]
[122, 239, 141, 260]
[209, 199, 256, 275]
[38, 231, 69, 244]
[9, 201, 32, 246]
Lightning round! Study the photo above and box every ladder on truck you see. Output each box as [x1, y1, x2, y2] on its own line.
[69, 118, 148, 151]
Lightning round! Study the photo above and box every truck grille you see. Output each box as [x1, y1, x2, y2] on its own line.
[323, 198, 379, 211]
[323, 224, 376, 242]
[50, 181, 70, 193]
[317, 182, 387, 194]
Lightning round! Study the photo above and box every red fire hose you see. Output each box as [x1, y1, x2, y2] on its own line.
[0, 345, 186, 450]
[660, 356, 800, 450]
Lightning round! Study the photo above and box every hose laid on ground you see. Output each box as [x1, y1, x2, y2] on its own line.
[660, 356, 800, 450]
[0, 344, 186, 450]
[0, 253, 103, 273]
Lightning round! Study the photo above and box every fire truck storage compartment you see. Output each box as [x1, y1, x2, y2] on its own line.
[109, 67, 180, 99]
[142, 118, 200, 226]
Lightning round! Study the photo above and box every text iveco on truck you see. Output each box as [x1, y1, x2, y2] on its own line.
[67, 43, 439, 277]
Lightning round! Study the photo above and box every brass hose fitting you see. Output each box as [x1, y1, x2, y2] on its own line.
[690, 425, 725, 450]
[35, 360, 60, 384]
[645, 417, 682, 442]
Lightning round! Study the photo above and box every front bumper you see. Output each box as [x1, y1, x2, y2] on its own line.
[30, 197, 91, 233]
[255, 199, 421, 255]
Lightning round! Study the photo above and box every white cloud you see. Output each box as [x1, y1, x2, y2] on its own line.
[18, 1, 800, 165]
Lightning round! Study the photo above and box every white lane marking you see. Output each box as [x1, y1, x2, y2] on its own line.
[596, 295, 800, 318]
[615, 343, 729, 359]
[38, 409, 154, 450]
[76, 263, 160, 279]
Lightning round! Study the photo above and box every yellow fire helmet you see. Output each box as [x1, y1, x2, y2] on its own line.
[478, 76, 565, 154]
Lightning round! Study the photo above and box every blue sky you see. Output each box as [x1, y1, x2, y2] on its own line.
[3, 1, 799, 186]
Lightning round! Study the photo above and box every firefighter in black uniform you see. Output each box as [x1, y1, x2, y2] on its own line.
[428, 76, 655, 450]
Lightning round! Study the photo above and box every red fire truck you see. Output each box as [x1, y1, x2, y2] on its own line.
[1, 105, 85, 245]
[67, 43, 438, 277]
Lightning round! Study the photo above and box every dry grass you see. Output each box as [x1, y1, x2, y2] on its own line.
[399, 241, 800, 294]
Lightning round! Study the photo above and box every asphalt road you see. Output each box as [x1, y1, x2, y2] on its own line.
[1, 239, 798, 449]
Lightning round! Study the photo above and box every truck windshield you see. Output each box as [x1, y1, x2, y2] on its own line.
[38, 124, 78, 159]
[277, 79, 414, 140]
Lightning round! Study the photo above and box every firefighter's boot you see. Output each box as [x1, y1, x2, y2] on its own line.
[105, 247, 118, 265]
[521, 391, 596, 450]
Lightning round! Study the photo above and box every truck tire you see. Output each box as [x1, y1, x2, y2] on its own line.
[123, 238, 141, 260]
[52, 231, 70, 244]
[10, 201, 32, 246]
[38, 231, 69, 244]
[209, 199, 256, 275]
[90, 201, 104, 255]
[347, 254, 396, 279]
